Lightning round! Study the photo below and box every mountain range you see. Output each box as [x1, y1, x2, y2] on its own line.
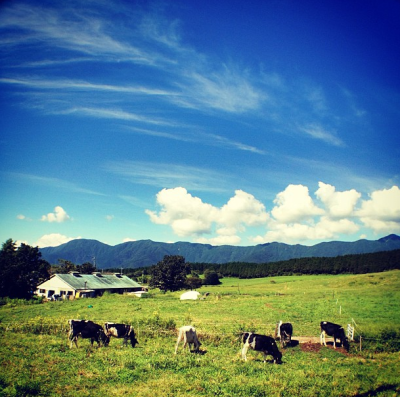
[39, 234, 400, 269]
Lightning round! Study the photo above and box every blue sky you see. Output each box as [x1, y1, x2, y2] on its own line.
[1, 0, 399, 248]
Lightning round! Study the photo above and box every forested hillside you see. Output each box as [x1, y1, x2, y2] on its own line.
[189, 249, 400, 278]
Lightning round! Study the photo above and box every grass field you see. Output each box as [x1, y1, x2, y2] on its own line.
[0, 271, 399, 396]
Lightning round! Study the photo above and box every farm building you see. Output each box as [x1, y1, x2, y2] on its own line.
[36, 271, 145, 300]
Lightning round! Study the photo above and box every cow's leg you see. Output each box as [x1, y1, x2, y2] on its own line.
[123, 337, 128, 347]
[182, 335, 188, 352]
[241, 344, 249, 361]
[320, 331, 326, 346]
[333, 337, 337, 349]
[262, 351, 268, 363]
[174, 333, 183, 354]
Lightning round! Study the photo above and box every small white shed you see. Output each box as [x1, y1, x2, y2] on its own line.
[180, 291, 201, 300]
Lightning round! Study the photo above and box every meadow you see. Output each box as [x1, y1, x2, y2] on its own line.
[0, 271, 399, 396]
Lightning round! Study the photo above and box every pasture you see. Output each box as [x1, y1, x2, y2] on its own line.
[0, 271, 399, 396]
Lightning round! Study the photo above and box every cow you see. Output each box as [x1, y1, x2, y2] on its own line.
[104, 322, 138, 348]
[68, 319, 109, 348]
[174, 325, 201, 354]
[242, 332, 282, 364]
[275, 321, 293, 348]
[320, 321, 349, 351]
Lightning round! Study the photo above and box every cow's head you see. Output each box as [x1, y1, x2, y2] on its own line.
[343, 337, 350, 352]
[274, 350, 283, 364]
[130, 334, 139, 348]
[100, 330, 110, 347]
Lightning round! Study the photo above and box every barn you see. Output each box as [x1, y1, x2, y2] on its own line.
[36, 271, 145, 300]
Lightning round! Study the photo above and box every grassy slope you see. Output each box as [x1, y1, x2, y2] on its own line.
[0, 271, 399, 396]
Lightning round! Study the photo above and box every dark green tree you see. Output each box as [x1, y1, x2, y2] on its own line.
[0, 239, 51, 299]
[77, 261, 96, 274]
[56, 259, 77, 273]
[149, 255, 190, 292]
[185, 274, 203, 290]
[202, 269, 221, 285]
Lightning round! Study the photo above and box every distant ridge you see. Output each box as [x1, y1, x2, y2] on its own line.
[39, 234, 400, 269]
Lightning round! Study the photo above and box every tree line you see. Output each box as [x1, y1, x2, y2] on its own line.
[189, 249, 400, 278]
[123, 249, 400, 280]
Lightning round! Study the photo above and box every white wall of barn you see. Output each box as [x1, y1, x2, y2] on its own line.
[35, 276, 75, 299]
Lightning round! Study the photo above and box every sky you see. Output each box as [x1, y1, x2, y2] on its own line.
[1, 0, 400, 249]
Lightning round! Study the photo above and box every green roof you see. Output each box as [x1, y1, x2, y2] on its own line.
[55, 273, 141, 290]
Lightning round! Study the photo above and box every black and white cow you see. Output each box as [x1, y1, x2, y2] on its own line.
[104, 322, 138, 347]
[175, 325, 201, 354]
[242, 332, 282, 363]
[275, 321, 293, 348]
[320, 321, 349, 351]
[68, 319, 109, 348]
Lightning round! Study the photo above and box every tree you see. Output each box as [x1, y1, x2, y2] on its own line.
[202, 269, 221, 285]
[56, 259, 77, 274]
[149, 255, 190, 292]
[77, 261, 96, 274]
[0, 239, 51, 299]
[186, 275, 203, 290]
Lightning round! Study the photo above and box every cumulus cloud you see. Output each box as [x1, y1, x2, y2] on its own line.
[145, 187, 268, 242]
[220, 190, 269, 227]
[254, 217, 359, 245]
[41, 206, 70, 223]
[357, 186, 400, 233]
[123, 238, 136, 243]
[271, 184, 324, 223]
[146, 184, 400, 245]
[315, 182, 361, 218]
[106, 215, 114, 221]
[35, 233, 80, 248]
[145, 187, 218, 236]
[17, 214, 26, 220]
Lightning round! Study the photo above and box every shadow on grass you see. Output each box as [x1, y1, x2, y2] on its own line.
[355, 384, 399, 397]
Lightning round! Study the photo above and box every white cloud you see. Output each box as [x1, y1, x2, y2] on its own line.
[106, 215, 114, 221]
[298, 124, 344, 147]
[35, 233, 80, 248]
[177, 67, 263, 113]
[41, 206, 70, 223]
[271, 184, 324, 223]
[146, 188, 268, 243]
[123, 238, 136, 243]
[17, 214, 26, 220]
[315, 182, 361, 218]
[357, 186, 400, 233]
[196, 234, 242, 246]
[253, 217, 359, 245]
[146, 187, 218, 236]
[220, 190, 268, 227]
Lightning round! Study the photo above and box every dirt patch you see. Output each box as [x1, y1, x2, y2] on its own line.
[300, 342, 322, 353]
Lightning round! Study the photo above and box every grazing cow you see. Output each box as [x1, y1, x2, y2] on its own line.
[104, 322, 138, 347]
[174, 326, 201, 354]
[320, 321, 349, 351]
[68, 319, 109, 348]
[242, 332, 282, 363]
[275, 321, 293, 348]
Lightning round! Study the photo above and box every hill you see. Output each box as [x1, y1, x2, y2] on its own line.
[39, 234, 400, 269]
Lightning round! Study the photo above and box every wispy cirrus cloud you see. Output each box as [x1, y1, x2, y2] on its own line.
[105, 160, 232, 192]
[298, 124, 344, 147]
[0, 0, 353, 148]
[125, 126, 265, 154]
[9, 172, 105, 196]
[61, 107, 176, 126]
[0, 77, 179, 96]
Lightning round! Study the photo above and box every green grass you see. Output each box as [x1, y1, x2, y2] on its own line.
[0, 271, 399, 396]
